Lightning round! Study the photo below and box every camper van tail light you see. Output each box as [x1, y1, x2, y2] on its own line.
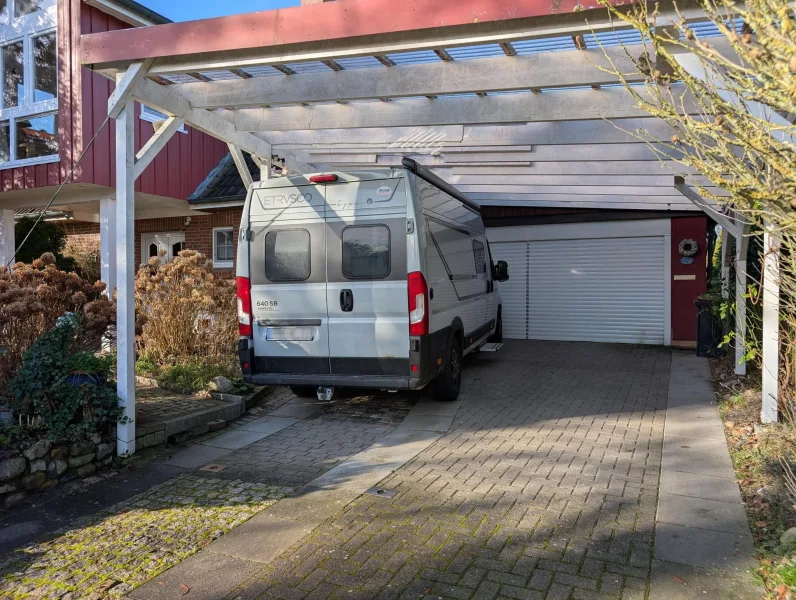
[309, 174, 338, 183]
[408, 271, 429, 336]
[236, 277, 253, 337]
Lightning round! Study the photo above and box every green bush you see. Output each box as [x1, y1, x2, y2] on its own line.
[136, 354, 242, 393]
[9, 315, 125, 443]
[14, 218, 76, 271]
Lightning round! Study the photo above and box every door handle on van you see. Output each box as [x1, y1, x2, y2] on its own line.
[340, 289, 354, 312]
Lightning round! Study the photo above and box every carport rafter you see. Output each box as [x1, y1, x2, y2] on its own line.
[230, 86, 697, 132]
[171, 46, 642, 109]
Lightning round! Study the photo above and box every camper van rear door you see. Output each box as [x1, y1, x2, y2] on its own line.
[248, 183, 331, 375]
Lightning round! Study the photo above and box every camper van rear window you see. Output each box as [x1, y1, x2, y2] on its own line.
[265, 229, 311, 282]
[342, 225, 390, 280]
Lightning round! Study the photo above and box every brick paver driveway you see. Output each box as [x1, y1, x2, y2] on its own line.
[234, 340, 671, 600]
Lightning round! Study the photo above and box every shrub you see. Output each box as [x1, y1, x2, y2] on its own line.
[134, 250, 237, 366]
[9, 314, 124, 443]
[64, 240, 101, 283]
[14, 217, 76, 271]
[0, 253, 114, 389]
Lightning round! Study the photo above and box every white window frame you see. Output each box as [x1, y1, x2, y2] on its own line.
[0, 0, 57, 170]
[140, 104, 187, 134]
[212, 226, 235, 268]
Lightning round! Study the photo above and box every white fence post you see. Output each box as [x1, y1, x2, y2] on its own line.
[761, 227, 780, 423]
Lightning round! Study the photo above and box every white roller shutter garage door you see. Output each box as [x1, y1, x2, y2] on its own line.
[489, 221, 670, 345]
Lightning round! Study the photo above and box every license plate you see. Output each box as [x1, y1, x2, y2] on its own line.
[265, 327, 316, 341]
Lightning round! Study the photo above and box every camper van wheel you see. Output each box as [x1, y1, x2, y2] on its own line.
[290, 386, 317, 398]
[488, 309, 503, 343]
[434, 336, 462, 402]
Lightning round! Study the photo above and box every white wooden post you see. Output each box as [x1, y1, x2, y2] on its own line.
[761, 227, 780, 423]
[0, 209, 14, 267]
[115, 97, 136, 456]
[99, 198, 116, 294]
[735, 225, 750, 376]
[720, 226, 731, 300]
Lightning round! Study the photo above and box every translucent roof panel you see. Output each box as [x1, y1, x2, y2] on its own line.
[335, 56, 384, 70]
[540, 85, 594, 93]
[584, 29, 648, 47]
[512, 35, 576, 55]
[163, 73, 201, 84]
[445, 44, 505, 60]
[689, 18, 743, 38]
[241, 65, 284, 78]
[438, 92, 481, 98]
[283, 61, 334, 74]
[487, 89, 534, 95]
[199, 70, 240, 81]
[385, 50, 441, 65]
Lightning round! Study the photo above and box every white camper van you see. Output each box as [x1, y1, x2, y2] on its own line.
[235, 158, 509, 401]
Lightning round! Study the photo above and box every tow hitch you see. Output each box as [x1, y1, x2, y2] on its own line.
[317, 386, 334, 401]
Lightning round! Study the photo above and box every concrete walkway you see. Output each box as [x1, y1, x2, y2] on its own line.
[650, 352, 761, 599]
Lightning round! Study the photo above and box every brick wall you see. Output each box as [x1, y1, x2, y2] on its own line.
[57, 208, 243, 274]
[58, 221, 100, 254]
[184, 208, 243, 278]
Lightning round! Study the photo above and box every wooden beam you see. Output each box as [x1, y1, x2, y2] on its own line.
[82, 0, 707, 73]
[134, 78, 273, 159]
[374, 54, 396, 67]
[675, 180, 737, 231]
[434, 48, 454, 61]
[114, 95, 136, 456]
[228, 144, 254, 190]
[735, 224, 750, 375]
[572, 34, 586, 50]
[231, 85, 693, 131]
[499, 42, 516, 56]
[230, 68, 253, 79]
[108, 59, 154, 119]
[761, 227, 780, 422]
[322, 59, 344, 71]
[272, 64, 296, 75]
[186, 71, 212, 82]
[174, 46, 640, 109]
[133, 116, 185, 180]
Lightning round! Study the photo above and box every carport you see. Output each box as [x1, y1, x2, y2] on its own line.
[70, 0, 778, 454]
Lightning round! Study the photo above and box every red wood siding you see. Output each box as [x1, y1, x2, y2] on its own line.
[56, 0, 227, 199]
[671, 216, 708, 343]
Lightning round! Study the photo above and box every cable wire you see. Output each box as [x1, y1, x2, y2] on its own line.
[6, 113, 112, 267]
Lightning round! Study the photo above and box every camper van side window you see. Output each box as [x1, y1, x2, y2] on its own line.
[265, 229, 311, 282]
[342, 225, 390, 280]
[473, 240, 487, 274]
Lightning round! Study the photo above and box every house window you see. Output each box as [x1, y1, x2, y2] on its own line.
[0, 5, 58, 169]
[213, 227, 235, 268]
[140, 105, 187, 134]
[14, 0, 41, 18]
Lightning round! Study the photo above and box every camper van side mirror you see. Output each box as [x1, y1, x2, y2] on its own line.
[493, 260, 509, 282]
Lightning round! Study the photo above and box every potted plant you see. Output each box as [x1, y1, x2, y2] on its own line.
[66, 352, 115, 387]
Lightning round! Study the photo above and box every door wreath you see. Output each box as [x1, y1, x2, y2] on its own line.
[678, 238, 699, 257]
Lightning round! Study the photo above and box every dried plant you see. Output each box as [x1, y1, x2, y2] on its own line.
[134, 250, 237, 366]
[0, 253, 114, 389]
[593, 0, 796, 411]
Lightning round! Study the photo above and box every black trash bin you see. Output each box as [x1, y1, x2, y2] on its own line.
[695, 297, 725, 358]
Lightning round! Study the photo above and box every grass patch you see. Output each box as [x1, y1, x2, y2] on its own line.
[711, 355, 796, 598]
[136, 355, 252, 395]
[0, 475, 290, 598]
